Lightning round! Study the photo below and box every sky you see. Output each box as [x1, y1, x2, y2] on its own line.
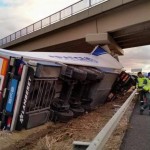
[119, 46, 150, 72]
[0, 0, 150, 72]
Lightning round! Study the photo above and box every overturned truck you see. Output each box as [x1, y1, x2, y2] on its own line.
[0, 46, 123, 131]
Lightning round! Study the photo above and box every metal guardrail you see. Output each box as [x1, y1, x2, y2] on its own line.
[73, 89, 137, 150]
[0, 0, 108, 46]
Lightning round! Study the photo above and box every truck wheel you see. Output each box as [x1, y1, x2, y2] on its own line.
[81, 98, 92, 105]
[50, 109, 73, 123]
[71, 107, 85, 118]
[51, 98, 69, 112]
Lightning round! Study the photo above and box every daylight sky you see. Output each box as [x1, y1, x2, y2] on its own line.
[119, 46, 150, 72]
[0, 0, 150, 72]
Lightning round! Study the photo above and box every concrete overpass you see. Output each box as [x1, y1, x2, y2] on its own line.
[0, 0, 150, 55]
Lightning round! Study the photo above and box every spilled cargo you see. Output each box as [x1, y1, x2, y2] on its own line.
[0, 46, 124, 131]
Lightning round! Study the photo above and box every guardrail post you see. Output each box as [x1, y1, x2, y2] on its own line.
[33, 23, 35, 31]
[10, 34, 12, 42]
[89, 0, 91, 6]
[71, 5, 73, 15]
[41, 20, 42, 29]
[26, 27, 28, 35]
[49, 16, 51, 25]
[19, 30, 21, 38]
[59, 11, 61, 21]
[15, 32, 16, 40]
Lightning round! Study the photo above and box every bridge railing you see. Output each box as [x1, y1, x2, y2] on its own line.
[0, 0, 108, 46]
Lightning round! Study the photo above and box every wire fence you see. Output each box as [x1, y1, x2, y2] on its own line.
[0, 0, 108, 46]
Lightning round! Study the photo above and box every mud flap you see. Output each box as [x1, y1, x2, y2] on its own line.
[25, 110, 50, 129]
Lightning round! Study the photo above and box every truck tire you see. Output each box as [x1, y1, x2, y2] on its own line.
[51, 98, 69, 112]
[71, 107, 85, 118]
[49, 109, 74, 123]
[81, 98, 92, 105]
[69, 99, 81, 109]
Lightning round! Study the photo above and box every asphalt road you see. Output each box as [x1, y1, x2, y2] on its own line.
[120, 102, 150, 150]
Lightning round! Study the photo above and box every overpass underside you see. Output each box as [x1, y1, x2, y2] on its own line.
[110, 21, 150, 49]
[26, 38, 95, 53]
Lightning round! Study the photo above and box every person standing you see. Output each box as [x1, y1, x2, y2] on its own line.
[140, 73, 150, 115]
[136, 72, 146, 106]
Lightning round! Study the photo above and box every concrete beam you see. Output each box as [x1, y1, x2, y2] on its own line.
[85, 33, 124, 55]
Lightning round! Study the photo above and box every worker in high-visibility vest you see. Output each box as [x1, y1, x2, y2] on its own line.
[140, 73, 150, 115]
[136, 72, 146, 106]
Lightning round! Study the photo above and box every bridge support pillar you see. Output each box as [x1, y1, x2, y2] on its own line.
[86, 33, 124, 55]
